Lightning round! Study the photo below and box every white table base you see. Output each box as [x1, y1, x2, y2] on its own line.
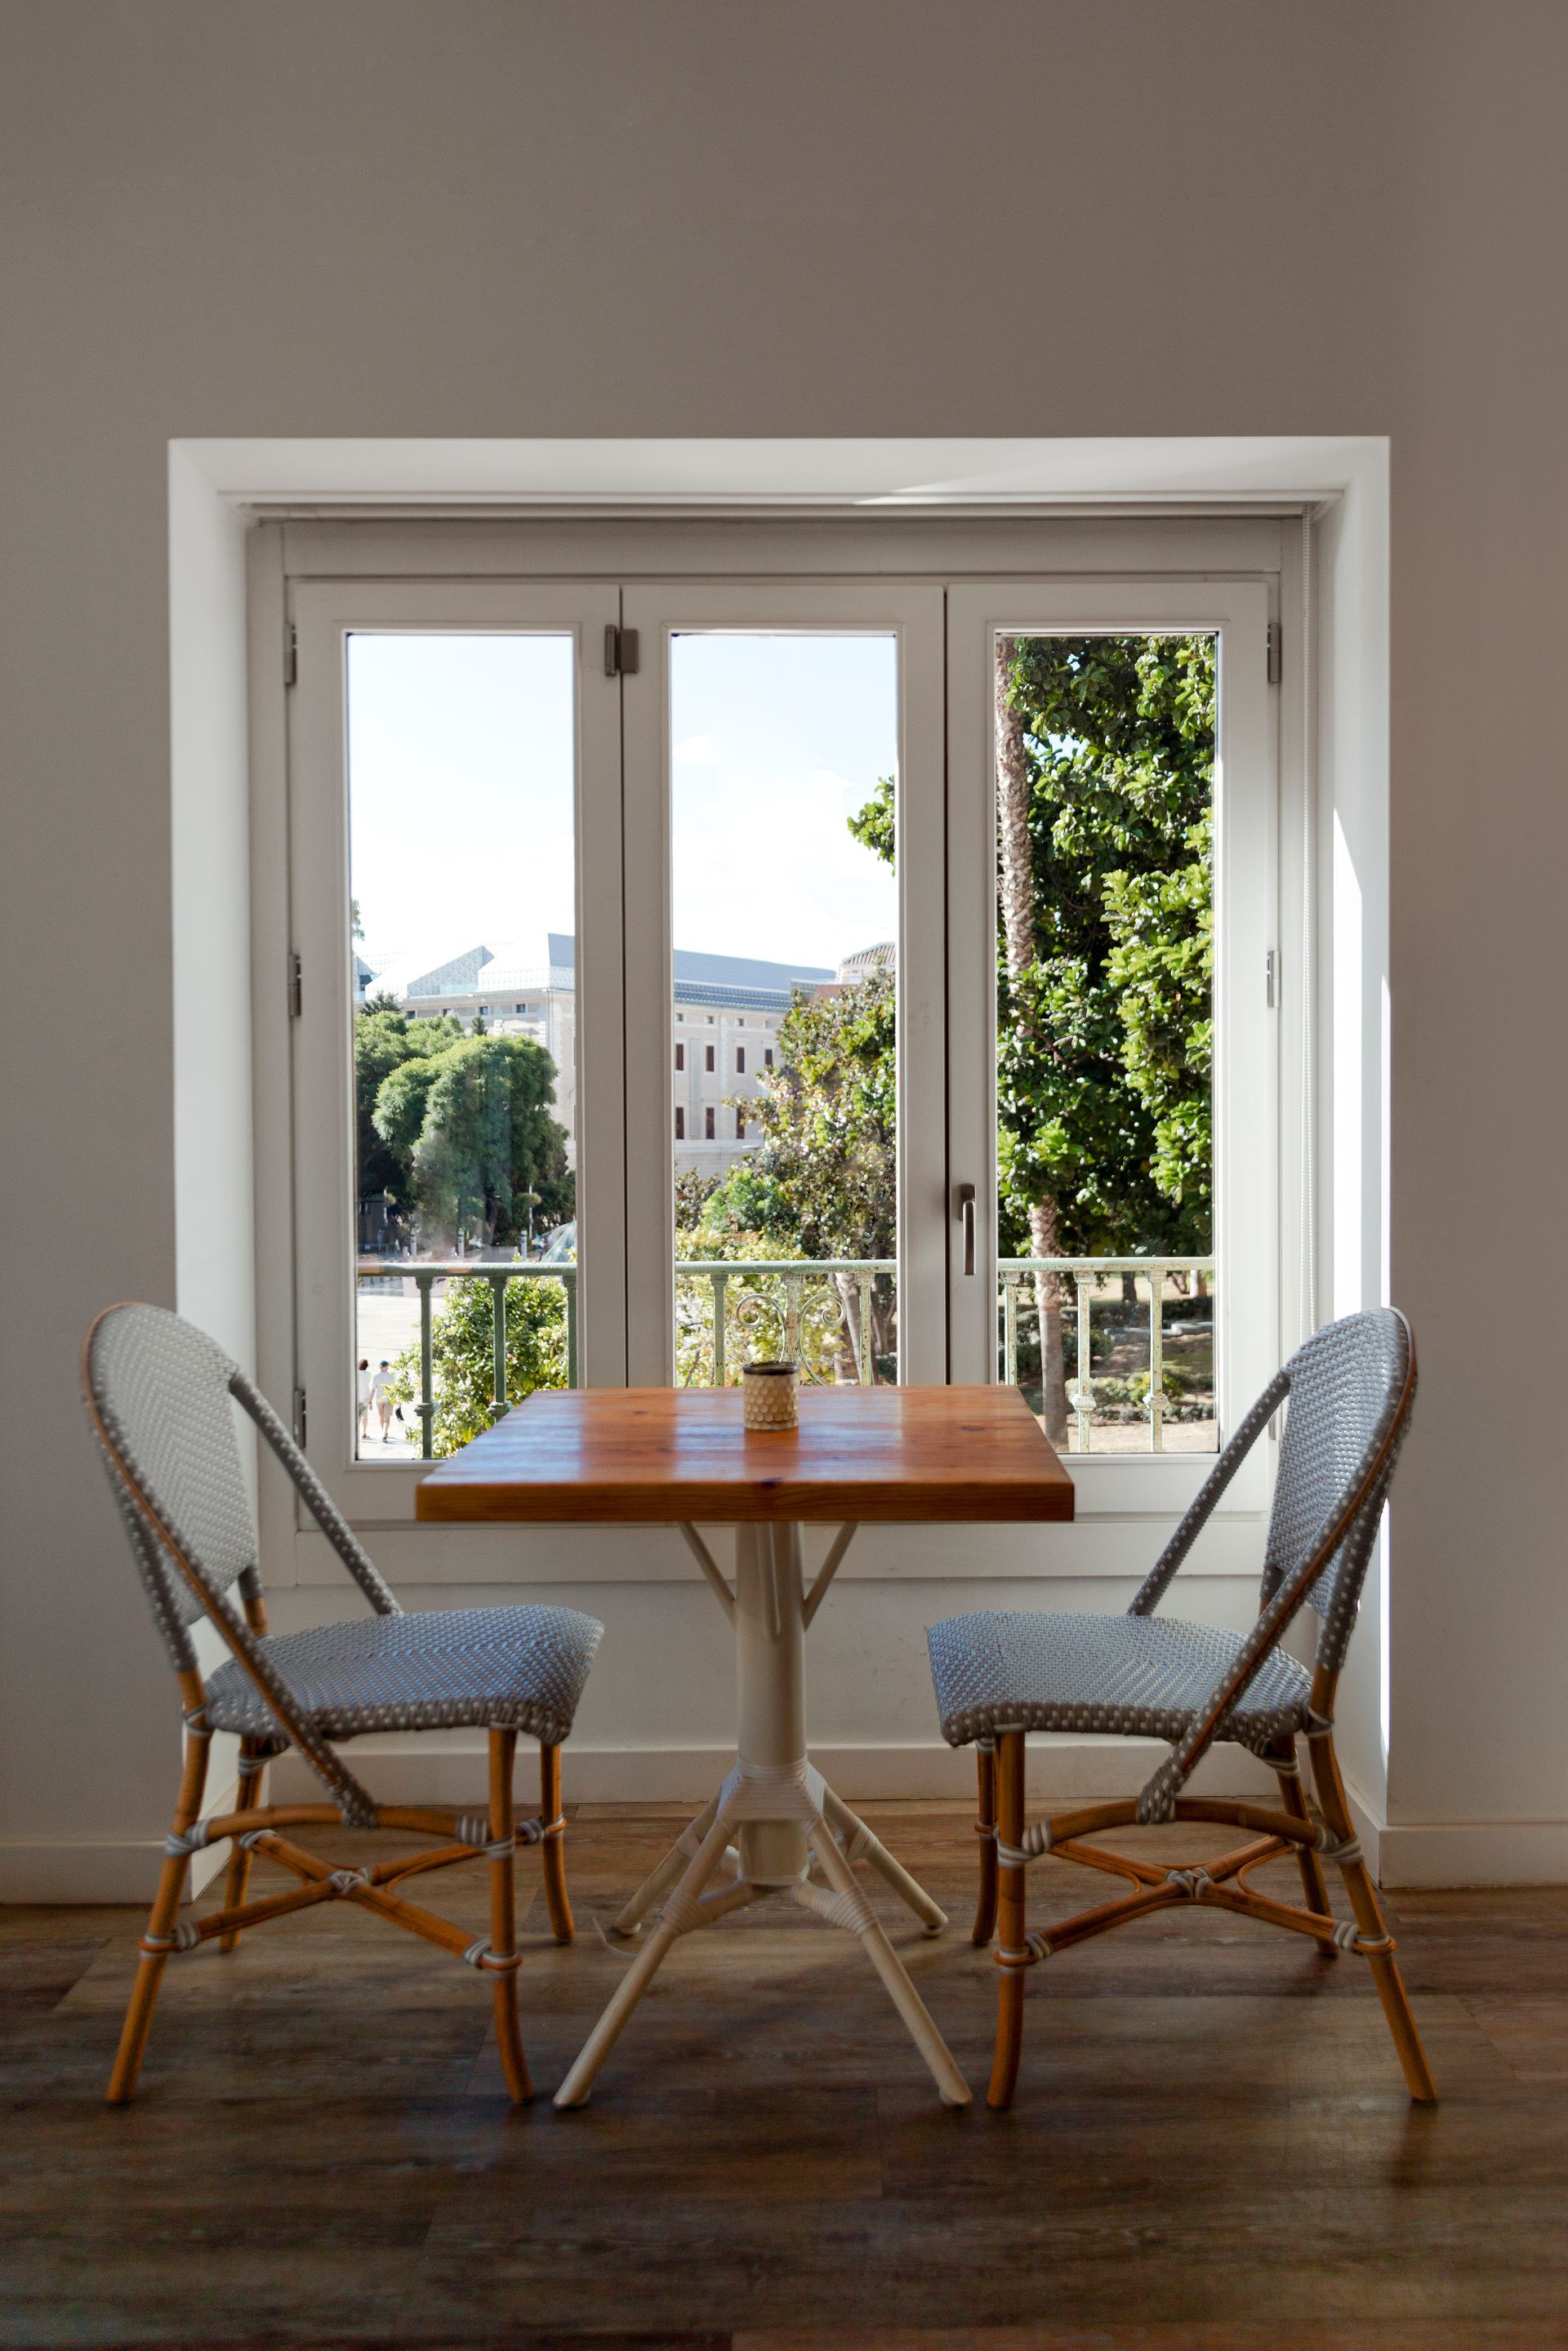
[553, 1521, 971, 2109]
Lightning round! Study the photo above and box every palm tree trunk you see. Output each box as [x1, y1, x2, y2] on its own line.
[996, 638, 1068, 1443]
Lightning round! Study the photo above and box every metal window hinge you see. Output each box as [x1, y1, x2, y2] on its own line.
[292, 1387, 307, 1448]
[1267, 621, 1282, 685]
[1266, 948, 1277, 1009]
[604, 624, 640, 678]
[287, 951, 303, 1018]
[284, 622, 297, 688]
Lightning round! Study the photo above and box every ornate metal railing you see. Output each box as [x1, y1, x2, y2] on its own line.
[358, 1251, 1214, 1459]
[999, 1257, 1214, 1454]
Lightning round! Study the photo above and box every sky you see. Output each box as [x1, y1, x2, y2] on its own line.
[347, 630, 899, 984]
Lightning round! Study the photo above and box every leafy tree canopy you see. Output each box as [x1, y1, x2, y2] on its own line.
[748, 974, 897, 1262]
[998, 633, 1214, 1255]
[357, 1010, 573, 1249]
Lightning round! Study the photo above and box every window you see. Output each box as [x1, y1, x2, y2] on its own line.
[279, 535, 1279, 1533]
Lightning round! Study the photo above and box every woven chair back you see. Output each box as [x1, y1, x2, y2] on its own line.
[84, 1303, 260, 1670]
[1262, 1307, 1414, 1672]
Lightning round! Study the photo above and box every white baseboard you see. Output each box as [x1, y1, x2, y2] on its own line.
[0, 1778, 238, 1907]
[268, 1735, 1282, 1809]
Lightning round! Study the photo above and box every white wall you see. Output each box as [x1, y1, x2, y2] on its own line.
[3, 0, 1566, 1893]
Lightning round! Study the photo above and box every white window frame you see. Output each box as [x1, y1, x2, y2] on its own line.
[618, 581, 947, 1386]
[947, 580, 1276, 1516]
[257, 512, 1294, 1582]
[286, 577, 624, 1525]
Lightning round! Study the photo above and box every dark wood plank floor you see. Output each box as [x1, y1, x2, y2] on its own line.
[2, 1799, 1566, 2350]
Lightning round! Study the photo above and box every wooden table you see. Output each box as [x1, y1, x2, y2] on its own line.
[417, 1383, 1073, 2108]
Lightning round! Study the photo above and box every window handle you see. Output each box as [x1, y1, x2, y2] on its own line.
[956, 1183, 976, 1278]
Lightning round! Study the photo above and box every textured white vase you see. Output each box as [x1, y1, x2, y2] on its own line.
[742, 1360, 799, 1430]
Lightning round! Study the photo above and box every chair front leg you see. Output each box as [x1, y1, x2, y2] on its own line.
[218, 1740, 267, 1953]
[108, 1713, 211, 2104]
[972, 1739, 998, 1945]
[1309, 1727, 1437, 2104]
[487, 1727, 532, 2104]
[539, 1740, 573, 1944]
[988, 1730, 1029, 2110]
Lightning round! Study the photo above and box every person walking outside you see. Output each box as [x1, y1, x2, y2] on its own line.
[369, 1359, 394, 1443]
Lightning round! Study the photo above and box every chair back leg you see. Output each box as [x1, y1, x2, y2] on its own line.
[108, 1710, 212, 2104]
[1308, 1728, 1437, 2104]
[1268, 1737, 1332, 1917]
[971, 1740, 999, 1946]
[538, 1741, 574, 1944]
[987, 1730, 1028, 2109]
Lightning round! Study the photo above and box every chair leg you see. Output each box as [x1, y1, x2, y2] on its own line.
[1270, 1737, 1331, 1917]
[218, 1741, 265, 1954]
[1310, 1730, 1437, 2104]
[108, 1723, 211, 2104]
[988, 1730, 1028, 2110]
[972, 1740, 999, 1946]
[539, 1740, 573, 1945]
[487, 1728, 532, 2105]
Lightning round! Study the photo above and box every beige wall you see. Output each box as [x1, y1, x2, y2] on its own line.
[3, 2, 1565, 1887]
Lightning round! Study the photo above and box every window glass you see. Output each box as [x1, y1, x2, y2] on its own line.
[668, 632, 899, 1387]
[994, 633, 1216, 1451]
[346, 633, 579, 1461]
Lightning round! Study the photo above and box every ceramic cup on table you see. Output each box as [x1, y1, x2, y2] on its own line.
[742, 1359, 799, 1431]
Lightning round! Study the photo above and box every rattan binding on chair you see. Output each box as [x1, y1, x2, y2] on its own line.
[83, 1300, 603, 2107]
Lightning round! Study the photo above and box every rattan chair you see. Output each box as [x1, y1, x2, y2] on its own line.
[927, 1307, 1435, 2110]
[82, 1302, 603, 2106]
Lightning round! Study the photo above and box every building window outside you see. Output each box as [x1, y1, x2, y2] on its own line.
[705, 1044, 715, 1071]
[675, 1041, 685, 1071]
[705, 1106, 715, 1140]
[736, 1112, 746, 1140]
[735, 1046, 746, 1073]
[764, 1048, 773, 1067]
[675, 1106, 685, 1139]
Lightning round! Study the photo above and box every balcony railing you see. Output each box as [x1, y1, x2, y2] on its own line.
[998, 1256, 1214, 1453]
[357, 1252, 1214, 1459]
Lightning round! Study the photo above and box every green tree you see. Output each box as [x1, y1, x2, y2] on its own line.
[747, 972, 898, 1377]
[354, 1006, 463, 1205]
[849, 641, 1214, 1434]
[373, 1032, 573, 1251]
[387, 1274, 567, 1456]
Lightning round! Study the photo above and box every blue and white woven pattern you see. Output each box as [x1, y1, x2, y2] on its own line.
[87, 1303, 605, 1820]
[928, 1607, 1311, 1754]
[203, 1605, 603, 1747]
[926, 1309, 1414, 1776]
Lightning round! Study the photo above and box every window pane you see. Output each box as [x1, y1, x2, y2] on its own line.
[995, 633, 1217, 1452]
[347, 634, 578, 1461]
[669, 634, 899, 1387]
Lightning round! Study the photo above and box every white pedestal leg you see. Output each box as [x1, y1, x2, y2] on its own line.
[555, 1518, 970, 2109]
[821, 1783, 948, 1935]
[555, 1788, 739, 2108]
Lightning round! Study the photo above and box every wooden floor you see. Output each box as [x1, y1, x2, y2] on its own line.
[3, 1799, 1567, 2350]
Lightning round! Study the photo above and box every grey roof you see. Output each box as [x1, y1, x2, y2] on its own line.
[549, 933, 831, 995]
[403, 944, 493, 998]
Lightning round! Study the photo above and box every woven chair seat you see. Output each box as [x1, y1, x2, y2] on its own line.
[204, 1605, 603, 1748]
[927, 1608, 1312, 1755]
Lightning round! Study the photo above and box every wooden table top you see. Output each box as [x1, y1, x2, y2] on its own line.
[416, 1383, 1075, 1525]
